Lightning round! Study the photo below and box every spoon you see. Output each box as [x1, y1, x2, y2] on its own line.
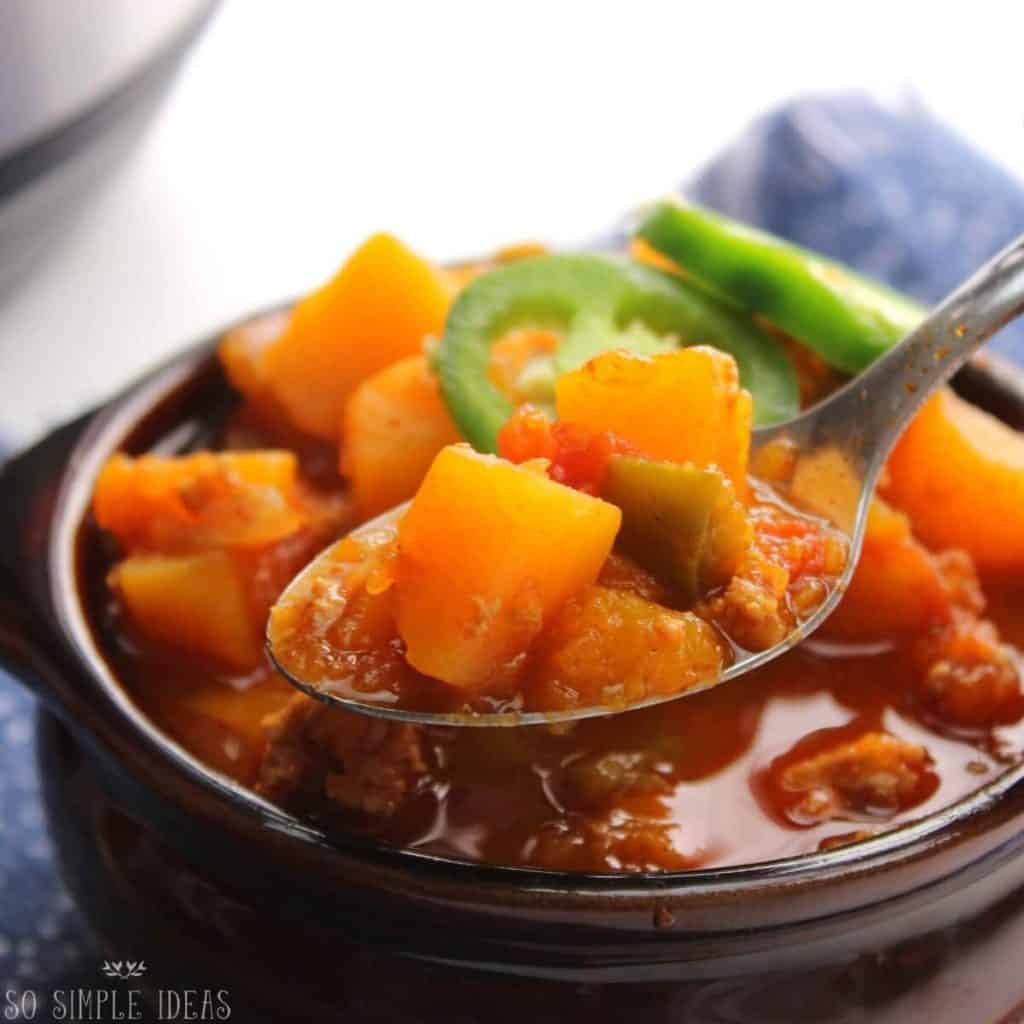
[268, 233, 1024, 726]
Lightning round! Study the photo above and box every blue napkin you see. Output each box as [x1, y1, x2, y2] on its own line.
[2, 93, 1024, 994]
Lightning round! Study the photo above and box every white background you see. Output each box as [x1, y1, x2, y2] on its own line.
[1, 0, 1022, 447]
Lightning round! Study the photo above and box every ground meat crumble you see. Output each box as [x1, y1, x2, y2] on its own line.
[258, 694, 427, 817]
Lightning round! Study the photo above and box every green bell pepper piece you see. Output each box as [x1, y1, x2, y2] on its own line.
[436, 253, 799, 452]
[634, 200, 925, 373]
[602, 455, 746, 604]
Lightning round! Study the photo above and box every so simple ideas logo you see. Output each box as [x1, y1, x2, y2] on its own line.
[3, 961, 231, 1021]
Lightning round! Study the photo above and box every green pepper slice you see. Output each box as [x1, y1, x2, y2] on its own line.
[603, 456, 744, 603]
[634, 200, 925, 374]
[436, 253, 799, 452]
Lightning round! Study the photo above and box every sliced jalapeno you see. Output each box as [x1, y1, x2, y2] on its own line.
[634, 200, 925, 373]
[436, 253, 799, 452]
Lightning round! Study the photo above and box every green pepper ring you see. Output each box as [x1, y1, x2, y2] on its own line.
[635, 201, 925, 374]
[436, 253, 799, 453]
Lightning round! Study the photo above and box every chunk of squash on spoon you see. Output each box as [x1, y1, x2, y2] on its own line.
[396, 444, 621, 689]
[554, 347, 753, 491]
[883, 389, 1024, 573]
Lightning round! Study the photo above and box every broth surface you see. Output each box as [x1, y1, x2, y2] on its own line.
[90, 552, 1024, 871]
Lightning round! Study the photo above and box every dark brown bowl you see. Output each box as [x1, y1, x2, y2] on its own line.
[4, 326, 1024, 1022]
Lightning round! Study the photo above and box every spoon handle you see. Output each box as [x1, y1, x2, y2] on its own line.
[799, 233, 1024, 471]
[871, 232, 1024, 444]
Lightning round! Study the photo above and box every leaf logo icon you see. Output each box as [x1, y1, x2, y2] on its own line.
[101, 959, 148, 980]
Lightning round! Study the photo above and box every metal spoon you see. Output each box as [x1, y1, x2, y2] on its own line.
[268, 233, 1024, 726]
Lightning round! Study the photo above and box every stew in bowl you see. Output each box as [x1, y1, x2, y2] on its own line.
[82, 206, 1024, 874]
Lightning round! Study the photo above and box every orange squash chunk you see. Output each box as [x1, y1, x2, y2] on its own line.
[262, 233, 450, 439]
[151, 674, 294, 783]
[111, 552, 262, 670]
[341, 354, 460, 519]
[823, 499, 951, 641]
[531, 586, 727, 711]
[93, 451, 302, 554]
[884, 390, 1024, 572]
[396, 445, 621, 689]
[555, 347, 752, 490]
[219, 310, 290, 402]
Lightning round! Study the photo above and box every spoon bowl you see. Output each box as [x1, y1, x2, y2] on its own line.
[268, 233, 1024, 726]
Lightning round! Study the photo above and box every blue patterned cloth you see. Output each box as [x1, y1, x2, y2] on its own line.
[0, 689, 93, 995]
[2, 93, 1024, 992]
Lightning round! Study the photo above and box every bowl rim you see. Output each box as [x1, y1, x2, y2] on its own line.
[46, 306, 1024, 905]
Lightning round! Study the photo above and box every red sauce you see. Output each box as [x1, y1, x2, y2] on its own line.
[84, 322, 1024, 874]
[394, 635, 1024, 869]
[96, 588, 1024, 872]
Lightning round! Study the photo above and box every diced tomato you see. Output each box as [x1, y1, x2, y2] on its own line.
[795, 533, 827, 578]
[497, 405, 634, 495]
[756, 517, 814, 540]
[497, 405, 559, 463]
[752, 511, 828, 580]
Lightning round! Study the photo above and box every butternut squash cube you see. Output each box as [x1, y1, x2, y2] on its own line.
[396, 445, 621, 688]
[823, 499, 951, 641]
[532, 585, 728, 711]
[555, 347, 752, 490]
[218, 310, 290, 402]
[883, 389, 1024, 572]
[151, 675, 294, 783]
[93, 451, 302, 554]
[262, 233, 451, 439]
[111, 552, 262, 670]
[342, 354, 460, 519]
